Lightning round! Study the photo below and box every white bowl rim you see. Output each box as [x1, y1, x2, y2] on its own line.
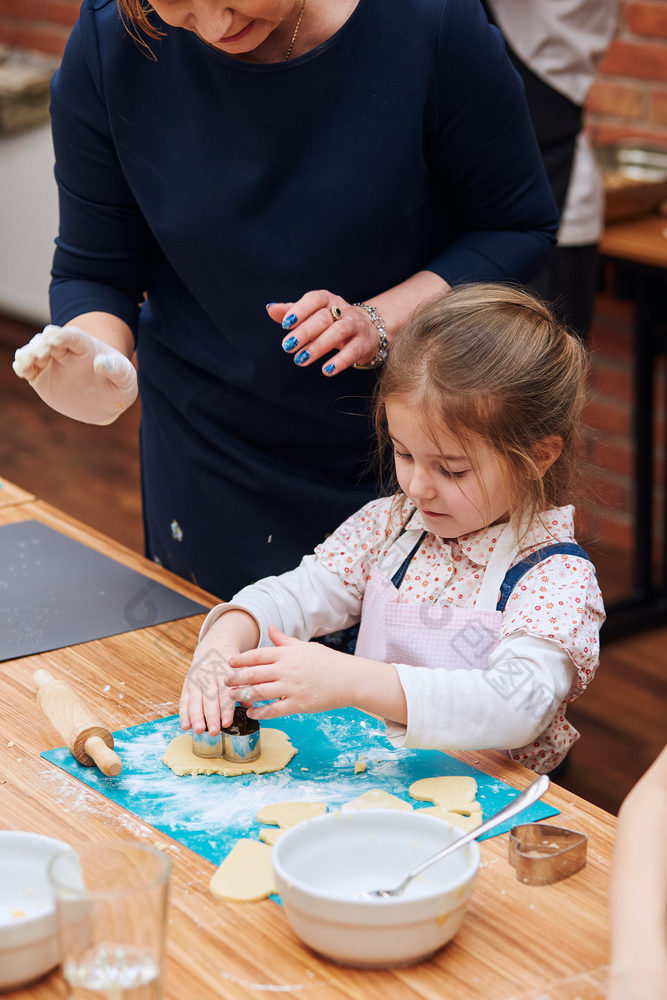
[271, 808, 480, 906]
[0, 831, 71, 948]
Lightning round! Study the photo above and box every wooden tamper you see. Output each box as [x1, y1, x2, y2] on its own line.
[33, 669, 123, 777]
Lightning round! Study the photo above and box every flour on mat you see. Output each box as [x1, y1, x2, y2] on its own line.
[39, 766, 155, 840]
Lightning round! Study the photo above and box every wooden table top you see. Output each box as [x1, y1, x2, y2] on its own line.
[599, 211, 667, 269]
[0, 486, 616, 1000]
[0, 476, 35, 508]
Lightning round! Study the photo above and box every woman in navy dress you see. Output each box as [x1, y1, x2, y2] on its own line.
[13, 0, 557, 598]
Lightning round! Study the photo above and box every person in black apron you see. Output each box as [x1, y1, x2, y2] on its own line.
[13, 0, 559, 601]
[481, 0, 618, 338]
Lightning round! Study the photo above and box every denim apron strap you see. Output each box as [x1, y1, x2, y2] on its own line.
[496, 542, 592, 612]
[390, 532, 428, 589]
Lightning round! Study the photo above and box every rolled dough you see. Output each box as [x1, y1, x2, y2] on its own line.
[209, 839, 275, 901]
[162, 728, 297, 777]
[256, 801, 327, 845]
[258, 827, 283, 846]
[341, 788, 413, 812]
[408, 775, 478, 809]
[419, 805, 483, 832]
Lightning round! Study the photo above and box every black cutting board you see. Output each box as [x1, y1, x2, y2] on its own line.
[0, 520, 211, 661]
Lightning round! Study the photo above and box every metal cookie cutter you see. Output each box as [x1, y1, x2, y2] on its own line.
[508, 823, 588, 885]
[191, 706, 261, 763]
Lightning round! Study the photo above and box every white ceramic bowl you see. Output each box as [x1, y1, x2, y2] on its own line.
[271, 809, 479, 968]
[0, 831, 70, 991]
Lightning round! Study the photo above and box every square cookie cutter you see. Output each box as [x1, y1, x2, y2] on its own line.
[191, 707, 261, 763]
[508, 823, 588, 885]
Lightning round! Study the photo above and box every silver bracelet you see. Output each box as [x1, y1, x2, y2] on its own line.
[352, 303, 389, 369]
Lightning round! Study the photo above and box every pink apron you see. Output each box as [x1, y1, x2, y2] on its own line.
[354, 521, 522, 672]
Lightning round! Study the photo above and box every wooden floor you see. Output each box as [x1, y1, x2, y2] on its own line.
[1, 311, 664, 816]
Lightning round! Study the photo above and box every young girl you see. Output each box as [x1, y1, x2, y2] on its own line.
[180, 284, 605, 774]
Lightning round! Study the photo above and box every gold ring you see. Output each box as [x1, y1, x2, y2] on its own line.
[329, 306, 342, 321]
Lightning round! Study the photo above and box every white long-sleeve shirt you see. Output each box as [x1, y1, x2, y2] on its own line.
[200, 498, 605, 772]
[486, 0, 619, 245]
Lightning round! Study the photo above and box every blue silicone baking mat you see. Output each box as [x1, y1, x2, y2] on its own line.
[41, 708, 558, 866]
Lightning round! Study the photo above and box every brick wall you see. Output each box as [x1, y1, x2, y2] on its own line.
[582, 2, 667, 556]
[587, 0, 667, 145]
[2, 1, 667, 142]
[0, 1, 79, 56]
[581, 279, 665, 557]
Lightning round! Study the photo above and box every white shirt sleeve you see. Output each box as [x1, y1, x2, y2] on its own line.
[486, 0, 619, 105]
[198, 554, 362, 647]
[385, 632, 577, 752]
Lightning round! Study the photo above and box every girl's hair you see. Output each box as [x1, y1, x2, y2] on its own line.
[117, 1, 164, 43]
[375, 283, 590, 533]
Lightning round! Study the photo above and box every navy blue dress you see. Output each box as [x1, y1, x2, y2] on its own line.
[49, 0, 558, 598]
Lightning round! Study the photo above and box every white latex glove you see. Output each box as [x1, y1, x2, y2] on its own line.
[12, 324, 137, 426]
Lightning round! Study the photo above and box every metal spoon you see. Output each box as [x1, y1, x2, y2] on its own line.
[361, 773, 550, 899]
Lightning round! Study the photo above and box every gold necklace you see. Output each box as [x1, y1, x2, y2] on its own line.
[284, 0, 306, 60]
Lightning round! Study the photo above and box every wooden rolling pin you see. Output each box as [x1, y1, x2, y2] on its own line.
[33, 669, 123, 777]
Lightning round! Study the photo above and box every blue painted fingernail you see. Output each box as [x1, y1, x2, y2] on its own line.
[294, 350, 310, 366]
[324, 363, 335, 375]
[282, 335, 298, 352]
[282, 313, 298, 330]
[266, 302, 276, 312]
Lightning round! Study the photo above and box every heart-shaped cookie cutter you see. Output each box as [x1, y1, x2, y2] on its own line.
[508, 823, 588, 885]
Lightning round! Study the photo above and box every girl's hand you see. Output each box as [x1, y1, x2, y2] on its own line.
[179, 643, 254, 736]
[267, 292, 381, 376]
[13, 324, 137, 425]
[225, 624, 352, 719]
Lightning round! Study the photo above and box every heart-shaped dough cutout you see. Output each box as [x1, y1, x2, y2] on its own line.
[418, 804, 483, 832]
[256, 801, 327, 845]
[209, 839, 275, 901]
[341, 788, 413, 811]
[409, 775, 478, 810]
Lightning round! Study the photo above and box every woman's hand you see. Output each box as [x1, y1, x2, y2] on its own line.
[225, 624, 352, 718]
[266, 291, 381, 376]
[13, 324, 137, 425]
